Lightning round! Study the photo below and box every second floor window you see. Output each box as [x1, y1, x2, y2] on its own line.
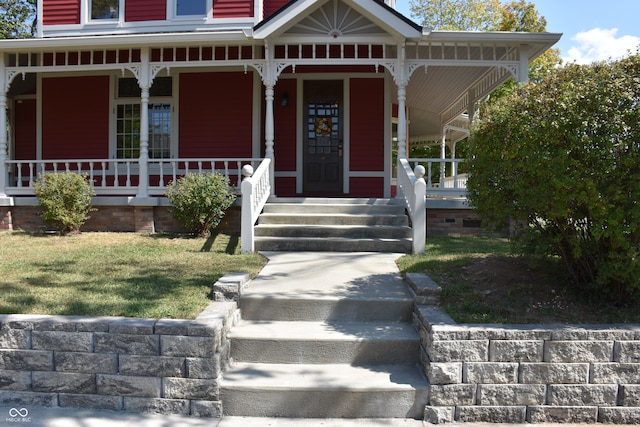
[176, 0, 206, 16]
[91, 0, 119, 19]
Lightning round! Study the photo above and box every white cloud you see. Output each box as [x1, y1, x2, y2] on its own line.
[563, 28, 640, 64]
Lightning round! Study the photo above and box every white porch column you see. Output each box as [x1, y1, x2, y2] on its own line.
[264, 83, 275, 194]
[0, 92, 7, 198]
[262, 41, 276, 194]
[440, 129, 446, 183]
[396, 83, 408, 160]
[137, 85, 150, 197]
[0, 57, 8, 198]
[518, 47, 531, 84]
[136, 49, 150, 198]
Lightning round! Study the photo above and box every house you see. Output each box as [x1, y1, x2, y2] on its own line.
[0, 0, 560, 248]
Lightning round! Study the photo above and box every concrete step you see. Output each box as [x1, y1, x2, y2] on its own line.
[240, 292, 414, 322]
[239, 252, 414, 322]
[220, 362, 429, 418]
[256, 198, 412, 253]
[263, 203, 406, 215]
[229, 320, 420, 365]
[254, 236, 412, 253]
[258, 213, 409, 226]
[254, 224, 412, 239]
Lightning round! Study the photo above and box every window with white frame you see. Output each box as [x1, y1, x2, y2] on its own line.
[176, 0, 207, 16]
[91, 0, 119, 20]
[116, 77, 173, 159]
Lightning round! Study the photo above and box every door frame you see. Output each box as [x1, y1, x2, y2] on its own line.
[295, 76, 350, 195]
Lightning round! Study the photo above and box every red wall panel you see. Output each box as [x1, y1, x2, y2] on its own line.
[349, 78, 385, 172]
[125, 0, 166, 22]
[42, 76, 110, 159]
[349, 177, 384, 198]
[14, 99, 37, 160]
[43, 0, 80, 25]
[272, 79, 296, 171]
[263, 0, 289, 18]
[179, 72, 253, 158]
[213, 0, 253, 18]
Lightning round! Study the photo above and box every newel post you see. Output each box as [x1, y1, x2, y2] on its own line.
[240, 164, 255, 253]
[413, 165, 426, 254]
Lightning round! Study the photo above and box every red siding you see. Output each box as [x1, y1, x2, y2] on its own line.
[179, 72, 253, 158]
[213, 0, 253, 18]
[272, 79, 297, 171]
[349, 177, 384, 198]
[349, 78, 385, 172]
[263, 0, 289, 18]
[14, 99, 37, 160]
[43, 0, 80, 25]
[125, 0, 166, 22]
[42, 76, 110, 159]
[275, 177, 297, 197]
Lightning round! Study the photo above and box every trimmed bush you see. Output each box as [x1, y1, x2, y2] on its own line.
[34, 172, 96, 235]
[166, 173, 236, 237]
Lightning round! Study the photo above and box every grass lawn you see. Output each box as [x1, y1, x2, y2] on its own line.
[398, 236, 640, 324]
[0, 232, 266, 319]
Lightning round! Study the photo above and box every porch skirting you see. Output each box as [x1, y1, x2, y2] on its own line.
[0, 200, 241, 235]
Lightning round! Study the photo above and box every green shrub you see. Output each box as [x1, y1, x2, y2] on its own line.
[166, 173, 236, 237]
[468, 52, 640, 303]
[34, 172, 96, 235]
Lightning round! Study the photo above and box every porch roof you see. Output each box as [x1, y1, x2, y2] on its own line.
[0, 1, 561, 141]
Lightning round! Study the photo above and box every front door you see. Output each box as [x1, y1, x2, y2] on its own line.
[303, 80, 343, 194]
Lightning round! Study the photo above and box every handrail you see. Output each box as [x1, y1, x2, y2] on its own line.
[4, 158, 262, 196]
[408, 157, 467, 197]
[398, 158, 426, 254]
[240, 158, 272, 253]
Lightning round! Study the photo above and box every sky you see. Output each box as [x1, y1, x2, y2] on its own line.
[394, 0, 640, 64]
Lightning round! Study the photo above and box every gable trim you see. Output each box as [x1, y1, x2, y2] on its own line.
[253, 0, 422, 40]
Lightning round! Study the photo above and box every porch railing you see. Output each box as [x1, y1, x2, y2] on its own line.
[398, 158, 426, 254]
[4, 158, 262, 196]
[241, 158, 272, 253]
[408, 158, 467, 197]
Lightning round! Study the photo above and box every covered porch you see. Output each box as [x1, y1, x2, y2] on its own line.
[0, 0, 560, 252]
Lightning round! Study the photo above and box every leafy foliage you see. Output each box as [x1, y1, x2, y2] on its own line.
[166, 173, 236, 237]
[1, 0, 36, 39]
[34, 172, 96, 235]
[467, 53, 640, 303]
[409, 0, 502, 31]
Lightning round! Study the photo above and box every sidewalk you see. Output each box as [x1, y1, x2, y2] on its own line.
[0, 406, 618, 427]
[1, 406, 427, 426]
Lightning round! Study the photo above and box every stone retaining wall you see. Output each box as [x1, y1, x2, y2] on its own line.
[0, 302, 240, 417]
[415, 305, 640, 424]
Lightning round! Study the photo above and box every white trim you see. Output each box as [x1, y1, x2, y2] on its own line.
[295, 78, 303, 194]
[342, 78, 350, 195]
[282, 71, 392, 195]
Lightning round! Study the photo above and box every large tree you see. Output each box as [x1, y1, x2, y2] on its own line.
[1, 0, 37, 39]
[410, 0, 503, 31]
[468, 53, 640, 303]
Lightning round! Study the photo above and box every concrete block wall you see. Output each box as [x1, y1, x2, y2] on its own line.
[415, 305, 640, 424]
[0, 302, 240, 417]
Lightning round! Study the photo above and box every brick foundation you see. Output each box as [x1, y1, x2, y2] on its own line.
[1, 204, 240, 235]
